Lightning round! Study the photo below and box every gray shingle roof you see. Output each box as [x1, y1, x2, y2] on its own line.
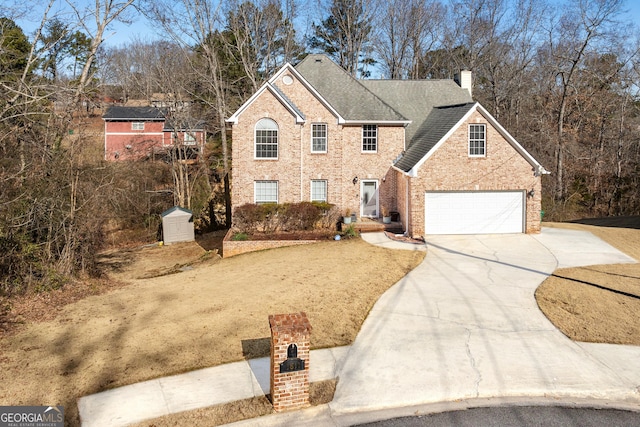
[394, 103, 477, 173]
[295, 54, 406, 122]
[103, 106, 165, 120]
[294, 54, 476, 174]
[360, 80, 473, 143]
[164, 119, 206, 131]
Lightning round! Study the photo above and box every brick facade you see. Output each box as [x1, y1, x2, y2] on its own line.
[222, 230, 319, 258]
[398, 110, 542, 238]
[269, 312, 311, 412]
[104, 120, 166, 160]
[104, 120, 205, 161]
[230, 72, 405, 219]
[229, 62, 544, 237]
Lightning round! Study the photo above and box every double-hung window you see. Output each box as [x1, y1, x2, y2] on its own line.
[311, 180, 327, 202]
[132, 122, 144, 130]
[468, 124, 486, 157]
[255, 181, 278, 204]
[362, 125, 377, 152]
[311, 123, 327, 153]
[255, 118, 278, 159]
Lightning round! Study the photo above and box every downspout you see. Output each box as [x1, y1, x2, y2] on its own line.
[104, 123, 108, 160]
[300, 124, 304, 201]
[405, 175, 410, 236]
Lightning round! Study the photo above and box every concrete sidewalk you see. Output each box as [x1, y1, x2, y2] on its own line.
[79, 228, 640, 426]
[78, 347, 350, 426]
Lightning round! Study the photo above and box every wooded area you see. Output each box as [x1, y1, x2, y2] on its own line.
[1, 0, 639, 294]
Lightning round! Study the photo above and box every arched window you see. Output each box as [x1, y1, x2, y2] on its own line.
[255, 118, 278, 159]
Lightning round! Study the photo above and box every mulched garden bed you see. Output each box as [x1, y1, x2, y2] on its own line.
[384, 231, 426, 245]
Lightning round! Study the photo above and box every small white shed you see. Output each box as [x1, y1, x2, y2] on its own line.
[161, 206, 195, 245]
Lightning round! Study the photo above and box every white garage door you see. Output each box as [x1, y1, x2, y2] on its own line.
[425, 191, 524, 235]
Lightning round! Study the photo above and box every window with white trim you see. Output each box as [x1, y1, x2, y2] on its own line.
[255, 181, 278, 204]
[255, 118, 278, 159]
[362, 124, 377, 152]
[311, 180, 327, 202]
[468, 124, 486, 157]
[311, 123, 327, 153]
[132, 122, 144, 130]
[184, 132, 196, 145]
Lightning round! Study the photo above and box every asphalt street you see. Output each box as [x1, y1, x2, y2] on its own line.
[356, 406, 640, 427]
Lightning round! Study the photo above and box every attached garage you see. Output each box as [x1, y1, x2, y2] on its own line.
[425, 191, 525, 235]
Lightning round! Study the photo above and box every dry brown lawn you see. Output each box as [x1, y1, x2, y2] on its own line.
[0, 236, 424, 426]
[535, 218, 640, 345]
[2, 218, 639, 427]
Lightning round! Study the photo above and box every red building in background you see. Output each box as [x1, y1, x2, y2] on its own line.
[102, 106, 205, 161]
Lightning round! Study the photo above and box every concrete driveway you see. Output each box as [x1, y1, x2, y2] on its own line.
[80, 229, 640, 427]
[329, 230, 640, 423]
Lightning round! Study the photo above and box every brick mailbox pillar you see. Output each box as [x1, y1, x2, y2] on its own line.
[269, 312, 312, 412]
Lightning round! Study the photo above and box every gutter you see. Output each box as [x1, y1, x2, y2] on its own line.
[342, 120, 412, 126]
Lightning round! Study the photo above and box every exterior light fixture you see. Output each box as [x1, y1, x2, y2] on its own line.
[527, 189, 535, 198]
[352, 176, 358, 185]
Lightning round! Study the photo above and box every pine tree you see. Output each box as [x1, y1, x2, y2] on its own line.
[309, 0, 375, 77]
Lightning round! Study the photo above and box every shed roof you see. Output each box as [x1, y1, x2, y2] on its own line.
[161, 206, 193, 218]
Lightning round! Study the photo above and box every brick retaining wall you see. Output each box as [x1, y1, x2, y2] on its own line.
[222, 230, 319, 258]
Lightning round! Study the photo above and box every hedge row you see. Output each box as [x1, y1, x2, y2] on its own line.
[233, 202, 341, 233]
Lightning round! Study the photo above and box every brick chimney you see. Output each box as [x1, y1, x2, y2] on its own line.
[455, 70, 473, 98]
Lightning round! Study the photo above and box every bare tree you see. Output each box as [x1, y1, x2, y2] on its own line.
[1, 5, 110, 290]
[224, 0, 302, 92]
[67, 0, 136, 105]
[374, 0, 443, 79]
[476, 0, 547, 123]
[541, 0, 625, 200]
[144, 0, 232, 224]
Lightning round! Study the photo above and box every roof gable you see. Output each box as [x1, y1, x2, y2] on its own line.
[474, 103, 548, 175]
[395, 103, 476, 173]
[395, 102, 548, 176]
[226, 78, 306, 125]
[267, 62, 345, 123]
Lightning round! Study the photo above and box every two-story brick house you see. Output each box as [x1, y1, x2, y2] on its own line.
[103, 106, 205, 161]
[227, 54, 548, 238]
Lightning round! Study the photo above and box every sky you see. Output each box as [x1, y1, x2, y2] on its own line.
[11, 0, 640, 49]
[11, 0, 159, 47]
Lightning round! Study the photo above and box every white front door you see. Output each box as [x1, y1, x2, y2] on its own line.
[361, 180, 379, 217]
